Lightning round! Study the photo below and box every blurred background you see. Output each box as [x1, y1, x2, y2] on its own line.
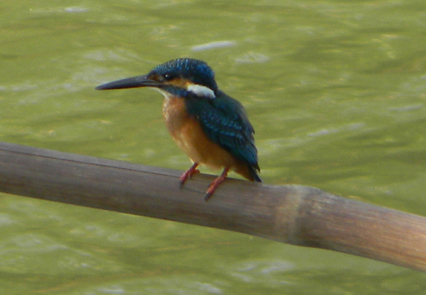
[1, 0, 426, 294]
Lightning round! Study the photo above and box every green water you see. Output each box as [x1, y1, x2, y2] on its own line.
[1, 0, 426, 293]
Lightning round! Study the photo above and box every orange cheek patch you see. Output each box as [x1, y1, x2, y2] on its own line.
[164, 77, 188, 88]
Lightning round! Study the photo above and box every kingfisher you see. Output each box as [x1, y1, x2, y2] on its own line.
[96, 58, 261, 200]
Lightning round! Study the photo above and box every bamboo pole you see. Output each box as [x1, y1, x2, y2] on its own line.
[0, 141, 425, 272]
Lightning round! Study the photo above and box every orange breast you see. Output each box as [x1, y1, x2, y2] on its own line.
[162, 96, 253, 180]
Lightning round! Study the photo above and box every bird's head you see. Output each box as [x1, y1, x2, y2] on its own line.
[96, 58, 218, 99]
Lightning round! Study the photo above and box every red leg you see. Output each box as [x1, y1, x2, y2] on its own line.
[205, 167, 229, 201]
[180, 163, 200, 187]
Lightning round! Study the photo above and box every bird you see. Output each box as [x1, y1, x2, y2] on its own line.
[96, 58, 261, 200]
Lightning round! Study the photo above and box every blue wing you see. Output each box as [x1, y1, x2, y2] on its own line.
[185, 90, 261, 180]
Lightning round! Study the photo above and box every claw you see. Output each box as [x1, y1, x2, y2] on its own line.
[180, 163, 200, 187]
[204, 168, 229, 201]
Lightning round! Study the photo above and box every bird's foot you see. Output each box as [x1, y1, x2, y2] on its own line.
[204, 168, 229, 201]
[180, 163, 200, 187]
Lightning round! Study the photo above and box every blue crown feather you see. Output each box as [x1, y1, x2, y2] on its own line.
[150, 58, 218, 92]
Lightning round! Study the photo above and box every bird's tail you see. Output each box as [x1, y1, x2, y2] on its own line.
[248, 166, 262, 183]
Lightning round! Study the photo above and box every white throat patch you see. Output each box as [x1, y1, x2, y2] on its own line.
[152, 88, 172, 100]
[187, 84, 216, 99]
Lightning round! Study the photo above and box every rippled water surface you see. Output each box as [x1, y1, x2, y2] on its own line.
[1, 0, 426, 294]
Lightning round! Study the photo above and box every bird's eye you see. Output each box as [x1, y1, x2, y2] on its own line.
[163, 73, 174, 81]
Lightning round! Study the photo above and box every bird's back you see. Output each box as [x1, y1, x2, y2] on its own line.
[184, 90, 261, 182]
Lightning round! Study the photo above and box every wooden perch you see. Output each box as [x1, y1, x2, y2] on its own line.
[0, 141, 425, 272]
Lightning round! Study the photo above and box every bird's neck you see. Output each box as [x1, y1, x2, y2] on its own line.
[161, 93, 188, 135]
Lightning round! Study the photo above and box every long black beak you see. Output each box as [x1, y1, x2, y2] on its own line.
[95, 75, 160, 90]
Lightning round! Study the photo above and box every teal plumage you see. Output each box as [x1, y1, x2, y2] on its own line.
[185, 89, 261, 182]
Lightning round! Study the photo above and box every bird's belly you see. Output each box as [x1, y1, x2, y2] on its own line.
[175, 118, 238, 170]
[162, 96, 239, 170]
